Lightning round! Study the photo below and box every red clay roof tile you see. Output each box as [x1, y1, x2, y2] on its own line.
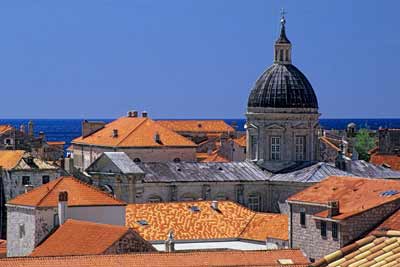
[288, 176, 400, 220]
[370, 153, 400, 171]
[72, 117, 196, 148]
[157, 120, 235, 133]
[30, 219, 154, 257]
[126, 200, 288, 242]
[8, 176, 125, 207]
[0, 249, 309, 267]
[0, 150, 25, 170]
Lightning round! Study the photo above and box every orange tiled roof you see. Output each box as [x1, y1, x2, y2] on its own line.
[47, 141, 66, 146]
[319, 136, 340, 152]
[288, 176, 400, 220]
[370, 153, 400, 170]
[8, 176, 125, 207]
[0, 249, 309, 267]
[372, 208, 400, 233]
[126, 200, 288, 242]
[201, 151, 230, 163]
[0, 125, 12, 135]
[0, 150, 25, 170]
[72, 117, 196, 148]
[31, 219, 154, 257]
[0, 240, 6, 258]
[157, 120, 235, 133]
[312, 230, 400, 267]
[233, 135, 246, 147]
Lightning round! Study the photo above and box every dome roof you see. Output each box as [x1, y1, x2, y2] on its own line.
[247, 63, 318, 109]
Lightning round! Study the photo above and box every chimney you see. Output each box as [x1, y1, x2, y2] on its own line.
[133, 111, 138, 117]
[58, 191, 68, 225]
[20, 124, 25, 134]
[211, 200, 219, 210]
[327, 200, 340, 217]
[24, 184, 34, 193]
[127, 111, 133, 117]
[165, 230, 175, 252]
[112, 129, 118, 138]
[38, 131, 45, 140]
[142, 111, 148, 118]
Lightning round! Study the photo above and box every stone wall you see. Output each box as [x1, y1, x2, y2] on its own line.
[104, 230, 156, 254]
[289, 203, 340, 261]
[7, 205, 36, 257]
[73, 145, 197, 170]
[341, 199, 400, 245]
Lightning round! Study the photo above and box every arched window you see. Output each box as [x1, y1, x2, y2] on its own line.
[133, 158, 141, 163]
[148, 195, 162, 203]
[248, 193, 262, 212]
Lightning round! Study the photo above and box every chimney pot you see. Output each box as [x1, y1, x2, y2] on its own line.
[112, 129, 118, 138]
[132, 111, 138, 117]
[328, 200, 340, 217]
[24, 184, 34, 193]
[58, 191, 68, 225]
[165, 230, 175, 252]
[211, 200, 219, 210]
[127, 111, 133, 117]
[142, 111, 148, 118]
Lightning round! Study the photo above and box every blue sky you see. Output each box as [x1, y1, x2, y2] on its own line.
[0, 1, 398, 119]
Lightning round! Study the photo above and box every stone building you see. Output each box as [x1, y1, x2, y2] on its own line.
[0, 150, 60, 238]
[126, 200, 288, 251]
[246, 14, 320, 172]
[6, 176, 126, 257]
[370, 128, 400, 170]
[30, 219, 155, 257]
[287, 176, 400, 261]
[71, 112, 197, 171]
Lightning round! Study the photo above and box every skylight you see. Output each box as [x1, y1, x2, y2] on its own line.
[190, 205, 200, 212]
[137, 219, 149, 226]
[380, 190, 399, 197]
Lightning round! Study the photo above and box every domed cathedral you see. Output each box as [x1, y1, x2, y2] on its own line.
[246, 12, 320, 172]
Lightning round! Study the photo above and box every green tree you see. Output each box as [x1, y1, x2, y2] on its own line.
[354, 128, 375, 161]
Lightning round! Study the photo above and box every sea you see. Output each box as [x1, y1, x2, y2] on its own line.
[0, 118, 399, 149]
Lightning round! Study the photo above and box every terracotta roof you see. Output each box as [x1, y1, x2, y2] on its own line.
[312, 230, 400, 267]
[31, 219, 154, 257]
[201, 150, 230, 163]
[0, 125, 12, 135]
[0, 240, 6, 258]
[370, 153, 400, 170]
[319, 137, 340, 152]
[233, 135, 246, 147]
[157, 120, 235, 133]
[0, 249, 309, 267]
[126, 200, 288, 242]
[288, 176, 400, 220]
[8, 176, 125, 207]
[373, 208, 400, 233]
[47, 141, 66, 146]
[72, 117, 196, 148]
[0, 150, 25, 170]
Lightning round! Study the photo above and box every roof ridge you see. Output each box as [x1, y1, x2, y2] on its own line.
[238, 213, 257, 238]
[66, 176, 126, 205]
[116, 117, 149, 146]
[36, 177, 65, 207]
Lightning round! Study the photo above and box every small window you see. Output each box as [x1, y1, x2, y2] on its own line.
[4, 139, 11, 145]
[137, 219, 149, 226]
[173, 158, 181, 163]
[19, 224, 25, 239]
[300, 211, 306, 226]
[321, 221, 327, 237]
[332, 222, 338, 239]
[133, 158, 141, 163]
[271, 137, 281, 160]
[190, 205, 200, 212]
[248, 193, 262, 212]
[22, 176, 30, 185]
[42, 175, 50, 184]
[148, 195, 162, 203]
